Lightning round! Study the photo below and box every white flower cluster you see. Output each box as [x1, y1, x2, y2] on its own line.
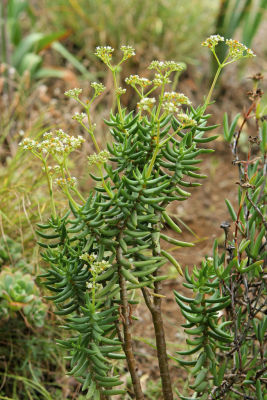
[201, 35, 224, 50]
[162, 92, 191, 114]
[153, 73, 171, 87]
[54, 176, 77, 187]
[43, 130, 84, 156]
[44, 165, 61, 175]
[86, 281, 102, 291]
[121, 45, 135, 60]
[137, 97, 156, 112]
[201, 35, 255, 60]
[177, 113, 197, 127]
[86, 282, 93, 289]
[81, 254, 111, 279]
[226, 39, 256, 60]
[162, 102, 179, 114]
[20, 130, 85, 157]
[91, 81, 106, 96]
[116, 87, 126, 96]
[149, 60, 185, 73]
[95, 46, 114, 64]
[19, 138, 37, 151]
[163, 92, 191, 105]
[72, 112, 86, 123]
[79, 253, 97, 263]
[64, 88, 82, 98]
[91, 260, 111, 275]
[88, 150, 110, 167]
[125, 75, 152, 88]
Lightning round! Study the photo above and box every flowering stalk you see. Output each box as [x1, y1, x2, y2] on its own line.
[202, 35, 255, 109]
[112, 69, 124, 122]
[42, 158, 57, 218]
[69, 85, 105, 153]
[19, 130, 85, 214]
[80, 119, 100, 153]
[88, 150, 113, 198]
[204, 64, 223, 110]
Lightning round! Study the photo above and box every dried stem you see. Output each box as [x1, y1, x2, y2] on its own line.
[232, 100, 256, 162]
[142, 284, 173, 400]
[230, 387, 256, 400]
[116, 240, 144, 400]
[141, 216, 173, 400]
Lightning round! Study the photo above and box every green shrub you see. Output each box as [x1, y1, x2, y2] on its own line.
[175, 76, 266, 399]
[21, 37, 257, 399]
